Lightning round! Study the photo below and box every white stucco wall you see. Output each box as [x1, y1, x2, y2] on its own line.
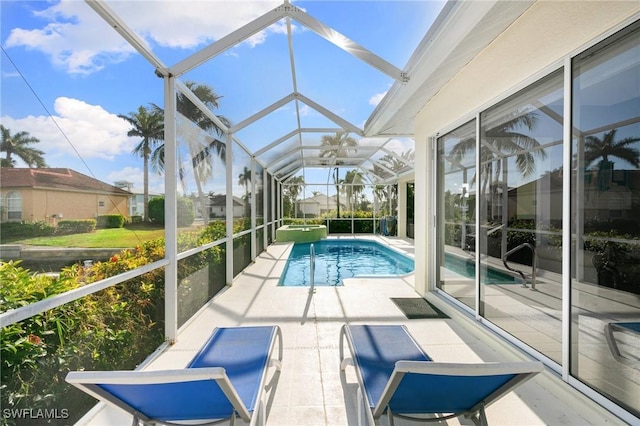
[413, 1, 640, 295]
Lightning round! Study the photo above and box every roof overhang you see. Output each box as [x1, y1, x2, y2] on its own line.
[365, 0, 535, 137]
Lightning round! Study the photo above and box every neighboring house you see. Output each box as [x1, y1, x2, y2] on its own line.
[0, 168, 131, 223]
[113, 180, 161, 219]
[208, 194, 245, 218]
[298, 194, 345, 217]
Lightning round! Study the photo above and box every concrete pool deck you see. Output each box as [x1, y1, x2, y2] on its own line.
[78, 236, 626, 426]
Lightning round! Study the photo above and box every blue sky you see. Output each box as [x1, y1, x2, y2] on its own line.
[1, 1, 443, 196]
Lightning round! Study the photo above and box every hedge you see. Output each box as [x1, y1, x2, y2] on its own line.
[148, 196, 195, 227]
[57, 219, 97, 235]
[96, 214, 126, 229]
[0, 221, 55, 241]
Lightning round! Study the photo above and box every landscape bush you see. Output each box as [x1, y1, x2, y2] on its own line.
[56, 219, 97, 235]
[148, 196, 195, 227]
[0, 221, 55, 242]
[0, 246, 165, 424]
[96, 214, 126, 229]
[0, 218, 245, 424]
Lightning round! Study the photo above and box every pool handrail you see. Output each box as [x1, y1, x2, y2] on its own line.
[309, 243, 316, 293]
[502, 243, 537, 290]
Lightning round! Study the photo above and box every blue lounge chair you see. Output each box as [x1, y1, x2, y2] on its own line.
[339, 324, 543, 426]
[66, 326, 283, 426]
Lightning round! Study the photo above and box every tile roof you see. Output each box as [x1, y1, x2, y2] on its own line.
[0, 168, 131, 195]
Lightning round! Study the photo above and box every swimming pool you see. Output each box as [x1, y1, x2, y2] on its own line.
[279, 239, 414, 286]
[444, 252, 521, 284]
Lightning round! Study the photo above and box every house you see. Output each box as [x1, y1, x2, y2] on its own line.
[297, 194, 345, 217]
[113, 180, 161, 219]
[207, 194, 245, 218]
[0, 168, 131, 223]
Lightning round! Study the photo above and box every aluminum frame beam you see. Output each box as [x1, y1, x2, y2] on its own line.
[85, 0, 168, 74]
[287, 5, 408, 83]
[230, 94, 297, 133]
[170, 5, 288, 77]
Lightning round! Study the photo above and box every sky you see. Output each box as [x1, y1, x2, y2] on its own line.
[1, 0, 444, 197]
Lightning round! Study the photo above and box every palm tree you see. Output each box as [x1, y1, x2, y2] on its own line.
[149, 82, 231, 222]
[584, 128, 640, 169]
[177, 81, 231, 222]
[284, 176, 305, 217]
[319, 131, 358, 217]
[238, 166, 252, 216]
[118, 105, 164, 222]
[0, 125, 47, 168]
[344, 169, 364, 211]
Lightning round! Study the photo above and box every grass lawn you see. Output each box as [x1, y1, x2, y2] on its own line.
[8, 226, 165, 248]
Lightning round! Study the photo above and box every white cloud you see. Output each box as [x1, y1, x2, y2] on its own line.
[369, 91, 387, 107]
[298, 104, 311, 117]
[5, 0, 285, 75]
[246, 19, 291, 48]
[106, 166, 165, 195]
[6, 2, 134, 75]
[1, 71, 20, 79]
[1, 97, 136, 161]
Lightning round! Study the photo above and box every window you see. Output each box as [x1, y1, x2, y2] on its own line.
[7, 191, 22, 221]
[479, 69, 564, 362]
[571, 20, 640, 416]
[436, 119, 476, 311]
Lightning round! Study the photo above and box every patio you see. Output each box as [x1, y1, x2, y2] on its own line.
[79, 237, 624, 426]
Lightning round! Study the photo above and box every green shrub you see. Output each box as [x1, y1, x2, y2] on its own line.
[177, 198, 195, 228]
[57, 219, 97, 235]
[148, 196, 164, 224]
[328, 219, 352, 233]
[148, 196, 194, 227]
[130, 215, 143, 224]
[0, 255, 165, 425]
[0, 221, 55, 241]
[96, 214, 125, 229]
[353, 219, 374, 233]
[0, 219, 238, 424]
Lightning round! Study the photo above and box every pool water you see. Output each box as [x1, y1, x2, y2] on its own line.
[444, 252, 521, 284]
[279, 239, 414, 286]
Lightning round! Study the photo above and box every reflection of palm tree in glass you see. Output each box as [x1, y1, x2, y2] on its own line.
[370, 150, 414, 181]
[450, 111, 547, 197]
[151, 82, 231, 221]
[180, 82, 231, 222]
[584, 129, 640, 189]
[319, 131, 358, 217]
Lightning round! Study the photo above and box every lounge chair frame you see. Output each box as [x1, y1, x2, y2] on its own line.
[67, 326, 283, 426]
[604, 322, 640, 366]
[339, 324, 543, 426]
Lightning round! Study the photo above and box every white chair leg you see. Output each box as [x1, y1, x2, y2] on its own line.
[260, 398, 266, 426]
[357, 387, 365, 426]
[387, 408, 395, 426]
